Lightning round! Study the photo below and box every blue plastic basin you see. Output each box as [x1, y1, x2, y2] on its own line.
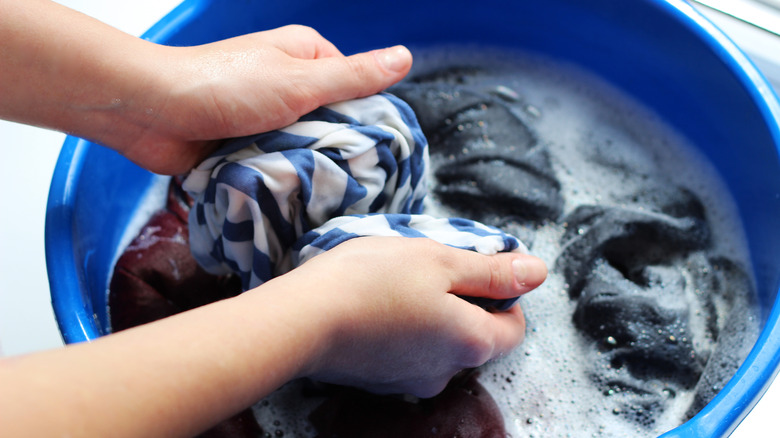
[45, 0, 780, 436]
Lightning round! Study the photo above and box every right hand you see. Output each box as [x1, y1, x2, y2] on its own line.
[274, 236, 547, 398]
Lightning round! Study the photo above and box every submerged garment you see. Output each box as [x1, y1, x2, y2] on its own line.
[390, 67, 563, 222]
[184, 93, 525, 295]
[391, 65, 758, 427]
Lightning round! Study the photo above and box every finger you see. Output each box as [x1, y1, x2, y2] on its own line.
[453, 301, 527, 369]
[448, 251, 548, 300]
[298, 45, 413, 105]
[485, 304, 527, 356]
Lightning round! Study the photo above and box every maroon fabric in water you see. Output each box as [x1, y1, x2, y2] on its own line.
[108, 179, 258, 438]
[109, 179, 242, 331]
[309, 373, 506, 438]
[109, 178, 505, 438]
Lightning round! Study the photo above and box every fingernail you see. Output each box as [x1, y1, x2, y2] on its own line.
[512, 258, 527, 286]
[377, 45, 411, 72]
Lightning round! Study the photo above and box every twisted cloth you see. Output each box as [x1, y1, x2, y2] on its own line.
[183, 93, 525, 307]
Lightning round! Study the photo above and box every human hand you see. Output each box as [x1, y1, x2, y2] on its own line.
[0, 235, 542, 437]
[270, 236, 547, 398]
[115, 25, 413, 175]
[1, 0, 412, 176]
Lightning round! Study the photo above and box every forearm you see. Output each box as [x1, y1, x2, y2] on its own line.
[1, 1, 415, 175]
[0, 281, 331, 438]
[0, 0, 165, 150]
[0, 236, 544, 436]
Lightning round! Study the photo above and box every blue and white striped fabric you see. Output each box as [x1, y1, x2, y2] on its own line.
[183, 93, 526, 294]
[294, 214, 524, 266]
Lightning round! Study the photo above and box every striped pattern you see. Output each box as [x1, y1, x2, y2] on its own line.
[294, 214, 524, 266]
[183, 93, 525, 293]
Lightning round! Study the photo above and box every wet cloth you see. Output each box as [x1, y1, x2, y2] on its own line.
[183, 93, 525, 301]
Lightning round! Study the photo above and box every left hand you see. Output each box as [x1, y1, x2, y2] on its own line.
[0, 0, 412, 175]
[110, 25, 414, 175]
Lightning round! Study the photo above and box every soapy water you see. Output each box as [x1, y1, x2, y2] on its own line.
[109, 45, 760, 437]
[250, 47, 759, 437]
[412, 47, 759, 437]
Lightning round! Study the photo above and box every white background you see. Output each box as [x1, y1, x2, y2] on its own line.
[0, 1, 777, 436]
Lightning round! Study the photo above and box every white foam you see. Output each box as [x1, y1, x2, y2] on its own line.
[413, 46, 758, 437]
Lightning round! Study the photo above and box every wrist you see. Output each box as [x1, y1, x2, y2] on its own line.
[236, 273, 341, 382]
[74, 41, 170, 152]
[0, 0, 171, 154]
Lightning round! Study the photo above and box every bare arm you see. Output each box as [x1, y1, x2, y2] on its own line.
[0, 3, 546, 436]
[0, 237, 546, 437]
[0, 0, 412, 174]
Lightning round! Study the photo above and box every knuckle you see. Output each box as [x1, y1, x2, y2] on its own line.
[484, 255, 505, 294]
[458, 329, 495, 368]
[345, 56, 374, 83]
[283, 24, 318, 36]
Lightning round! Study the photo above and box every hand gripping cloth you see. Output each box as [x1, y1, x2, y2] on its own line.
[183, 93, 526, 309]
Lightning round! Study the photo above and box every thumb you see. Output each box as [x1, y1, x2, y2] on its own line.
[305, 45, 413, 105]
[450, 252, 548, 301]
